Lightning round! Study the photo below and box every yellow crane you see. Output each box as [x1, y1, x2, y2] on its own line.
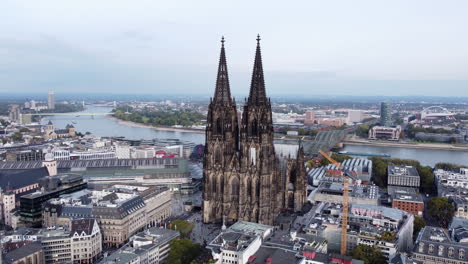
[318, 150, 349, 255]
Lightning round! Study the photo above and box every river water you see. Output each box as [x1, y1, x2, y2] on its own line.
[41, 105, 468, 166]
[40, 106, 205, 144]
[342, 144, 468, 167]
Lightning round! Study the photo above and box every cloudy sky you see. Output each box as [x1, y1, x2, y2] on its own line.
[1, 0, 468, 96]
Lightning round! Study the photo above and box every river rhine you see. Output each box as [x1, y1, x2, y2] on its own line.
[42, 106, 468, 167]
[41, 106, 205, 144]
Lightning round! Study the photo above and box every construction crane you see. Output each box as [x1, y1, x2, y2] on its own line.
[318, 150, 349, 255]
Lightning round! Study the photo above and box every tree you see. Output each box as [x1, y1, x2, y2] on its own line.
[19, 127, 30, 133]
[356, 125, 370, 137]
[418, 165, 435, 194]
[171, 219, 195, 238]
[413, 216, 426, 239]
[11, 132, 23, 142]
[427, 197, 455, 228]
[435, 162, 467, 171]
[166, 239, 201, 264]
[350, 245, 387, 264]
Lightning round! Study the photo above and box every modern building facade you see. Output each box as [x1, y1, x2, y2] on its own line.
[47, 91, 55, 110]
[203, 37, 307, 225]
[380, 102, 392, 126]
[368, 126, 401, 140]
[100, 228, 180, 264]
[388, 165, 420, 187]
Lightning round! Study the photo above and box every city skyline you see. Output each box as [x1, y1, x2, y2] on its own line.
[1, 0, 468, 96]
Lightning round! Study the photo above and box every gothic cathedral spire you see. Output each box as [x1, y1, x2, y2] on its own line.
[248, 34, 267, 105]
[213, 36, 232, 105]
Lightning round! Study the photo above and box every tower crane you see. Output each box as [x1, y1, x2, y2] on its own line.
[318, 150, 349, 255]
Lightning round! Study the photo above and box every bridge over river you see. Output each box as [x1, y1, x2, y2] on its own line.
[303, 130, 346, 156]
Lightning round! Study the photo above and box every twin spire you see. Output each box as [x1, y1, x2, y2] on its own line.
[213, 35, 267, 105]
[213, 36, 231, 104]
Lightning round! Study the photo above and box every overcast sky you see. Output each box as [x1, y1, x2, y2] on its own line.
[1, 0, 468, 96]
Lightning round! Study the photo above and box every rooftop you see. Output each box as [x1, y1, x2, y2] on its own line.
[4, 242, 43, 264]
[388, 165, 419, 178]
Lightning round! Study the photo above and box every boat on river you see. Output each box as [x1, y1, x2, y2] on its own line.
[339, 151, 390, 158]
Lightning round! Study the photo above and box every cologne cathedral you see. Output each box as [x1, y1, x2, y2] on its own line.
[203, 36, 307, 225]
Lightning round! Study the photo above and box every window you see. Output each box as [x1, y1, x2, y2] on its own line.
[429, 244, 434, 254]
[449, 247, 455, 258]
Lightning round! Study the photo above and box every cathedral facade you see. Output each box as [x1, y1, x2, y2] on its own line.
[203, 36, 307, 225]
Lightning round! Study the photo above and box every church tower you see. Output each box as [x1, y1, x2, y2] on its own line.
[203, 37, 240, 224]
[202, 36, 307, 226]
[238, 35, 280, 225]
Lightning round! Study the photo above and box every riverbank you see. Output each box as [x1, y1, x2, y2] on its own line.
[107, 115, 205, 134]
[344, 138, 468, 152]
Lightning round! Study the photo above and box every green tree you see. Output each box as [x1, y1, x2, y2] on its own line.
[427, 197, 455, 228]
[435, 162, 467, 171]
[166, 239, 201, 264]
[171, 219, 195, 238]
[11, 132, 23, 142]
[350, 245, 387, 264]
[19, 127, 30, 133]
[356, 125, 370, 137]
[413, 216, 426, 239]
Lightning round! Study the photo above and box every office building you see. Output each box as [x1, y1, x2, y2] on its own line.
[41, 218, 102, 263]
[380, 102, 392, 126]
[19, 174, 87, 227]
[368, 126, 401, 140]
[47, 91, 55, 110]
[43, 185, 172, 247]
[100, 228, 180, 264]
[388, 186, 424, 217]
[347, 110, 365, 123]
[0, 167, 49, 227]
[3, 242, 44, 264]
[388, 165, 420, 187]
[309, 181, 379, 206]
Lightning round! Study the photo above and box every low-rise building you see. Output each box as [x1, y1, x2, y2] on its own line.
[41, 218, 102, 263]
[388, 186, 424, 217]
[100, 228, 180, 264]
[435, 168, 468, 197]
[207, 221, 274, 264]
[413, 226, 468, 264]
[388, 165, 420, 188]
[451, 197, 468, 219]
[308, 180, 379, 206]
[308, 158, 372, 186]
[368, 126, 401, 140]
[3, 242, 45, 264]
